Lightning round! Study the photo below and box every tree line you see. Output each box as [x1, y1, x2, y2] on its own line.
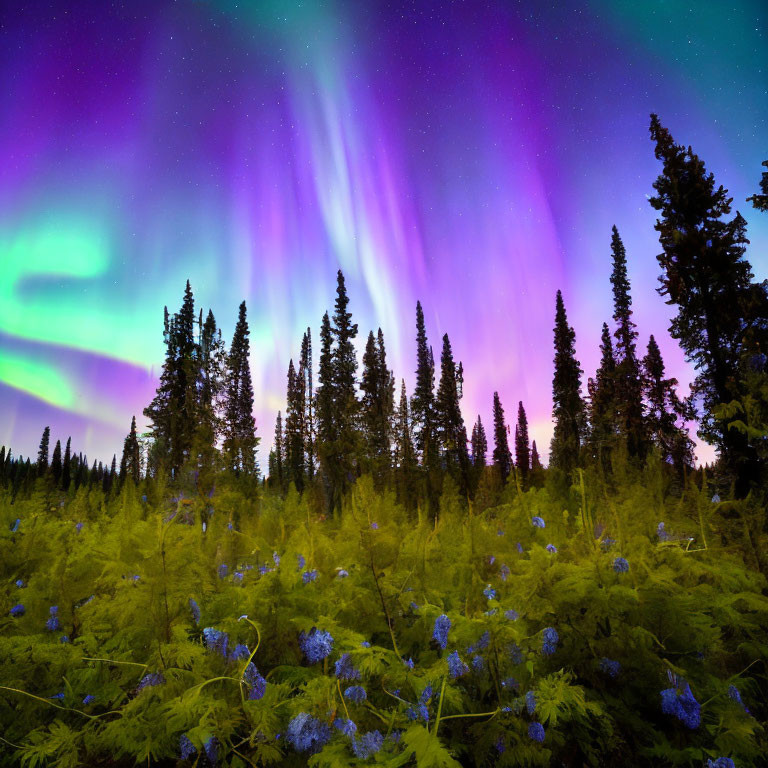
[2, 116, 766, 510]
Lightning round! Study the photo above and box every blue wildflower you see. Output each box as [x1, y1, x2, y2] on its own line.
[432, 614, 451, 649]
[344, 685, 367, 704]
[361, 641, 371, 648]
[10, 604, 24, 617]
[189, 598, 200, 624]
[728, 685, 749, 713]
[285, 712, 331, 752]
[657, 521, 670, 541]
[447, 650, 469, 678]
[516, 542, 524, 554]
[202, 627, 229, 657]
[297, 554, 306, 570]
[352, 730, 383, 760]
[660, 681, 700, 729]
[137, 672, 165, 691]
[233, 571, 244, 584]
[15, 579, 25, 588]
[50, 692, 65, 700]
[179, 734, 196, 760]
[500, 564, 510, 581]
[531, 516, 545, 528]
[707, 759, 735, 768]
[335, 653, 361, 681]
[501, 676, 518, 690]
[82, 694, 95, 706]
[410, 601, 419, 611]
[546, 543, 558, 554]
[243, 662, 266, 700]
[483, 584, 497, 600]
[484, 608, 498, 616]
[600, 658, 621, 678]
[495, 736, 506, 754]
[338, 569, 349, 578]
[711, 493, 721, 504]
[59, 635, 69, 643]
[613, 557, 630, 573]
[217, 563, 228, 579]
[403, 657, 414, 669]
[334, 717, 357, 738]
[273, 551, 281, 566]
[75, 522, 84, 533]
[11, 518, 21, 532]
[505, 609, 519, 621]
[370, 522, 379, 530]
[302, 569, 318, 584]
[46, 606, 60, 632]
[528, 722, 545, 743]
[230, 643, 250, 661]
[472, 654, 485, 672]
[541, 627, 559, 656]
[509, 642, 524, 665]
[204, 736, 218, 764]
[525, 689, 536, 715]
[601, 537, 616, 550]
[389, 730, 402, 744]
[258, 565, 271, 575]
[488, 555, 495, 565]
[299, 627, 334, 663]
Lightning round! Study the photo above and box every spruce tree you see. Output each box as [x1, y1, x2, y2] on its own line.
[610, 226, 646, 458]
[285, 359, 305, 492]
[37, 426, 50, 476]
[394, 379, 418, 509]
[411, 301, 435, 459]
[649, 114, 767, 495]
[300, 328, 315, 479]
[62, 437, 72, 491]
[587, 322, 617, 467]
[435, 333, 470, 495]
[331, 270, 359, 457]
[515, 401, 530, 485]
[272, 411, 285, 490]
[471, 415, 487, 468]
[51, 439, 62, 487]
[747, 160, 768, 212]
[550, 290, 585, 476]
[195, 309, 226, 473]
[642, 335, 694, 473]
[222, 301, 259, 476]
[316, 312, 335, 450]
[492, 392, 512, 482]
[531, 440, 542, 470]
[120, 416, 142, 484]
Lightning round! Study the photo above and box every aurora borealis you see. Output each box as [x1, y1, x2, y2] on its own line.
[1, 1, 766, 465]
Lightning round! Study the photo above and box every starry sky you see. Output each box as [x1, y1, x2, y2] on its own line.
[1, 0, 766, 467]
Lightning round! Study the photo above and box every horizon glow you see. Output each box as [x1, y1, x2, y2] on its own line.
[1, 0, 766, 466]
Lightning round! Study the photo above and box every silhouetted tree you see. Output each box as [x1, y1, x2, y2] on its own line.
[492, 392, 512, 482]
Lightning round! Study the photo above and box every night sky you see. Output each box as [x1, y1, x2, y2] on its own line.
[1, 1, 766, 466]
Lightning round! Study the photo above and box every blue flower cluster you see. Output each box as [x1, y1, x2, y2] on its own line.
[405, 685, 432, 723]
[706, 759, 735, 768]
[599, 658, 621, 678]
[613, 557, 630, 573]
[299, 628, 334, 663]
[509, 642, 524, 665]
[137, 673, 165, 691]
[546, 544, 558, 554]
[447, 650, 469, 678]
[505, 609, 519, 621]
[202, 627, 229, 657]
[344, 685, 367, 703]
[660, 681, 700, 729]
[179, 734, 196, 760]
[403, 657, 414, 669]
[335, 653, 361, 681]
[217, 564, 228, 579]
[541, 627, 559, 656]
[189, 598, 200, 625]
[727, 685, 749, 713]
[204, 736, 218, 764]
[15, 579, 25, 588]
[467, 630, 489, 654]
[432, 614, 451, 649]
[46, 605, 60, 632]
[500, 564, 510, 581]
[528, 722, 545, 742]
[10, 604, 24, 617]
[286, 713, 331, 753]
[501, 676, 518, 690]
[243, 662, 267, 700]
[483, 583, 497, 600]
[657, 521, 671, 541]
[83, 694, 95, 706]
[230, 644, 250, 661]
[525, 690, 536, 715]
[334, 717, 357, 737]
[302, 569, 318, 584]
[337, 569, 349, 578]
[472, 654, 484, 672]
[531, 516, 546, 528]
[352, 730, 383, 759]
[297, 554, 306, 570]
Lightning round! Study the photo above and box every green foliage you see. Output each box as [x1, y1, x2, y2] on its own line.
[1, 465, 767, 767]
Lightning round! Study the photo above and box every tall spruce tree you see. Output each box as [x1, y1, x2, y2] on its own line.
[515, 401, 530, 486]
[222, 301, 259, 476]
[120, 416, 142, 484]
[747, 160, 768, 212]
[272, 411, 285, 490]
[51, 439, 62, 487]
[642, 335, 694, 473]
[62, 437, 72, 491]
[471, 415, 487, 468]
[492, 392, 512, 482]
[285, 359, 305, 492]
[610, 226, 647, 457]
[195, 309, 226, 472]
[550, 290, 585, 476]
[435, 333, 469, 495]
[649, 114, 767, 495]
[300, 328, 315, 479]
[37, 426, 50, 477]
[531, 440, 542, 470]
[411, 301, 435, 459]
[587, 322, 618, 467]
[394, 379, 418, 510]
